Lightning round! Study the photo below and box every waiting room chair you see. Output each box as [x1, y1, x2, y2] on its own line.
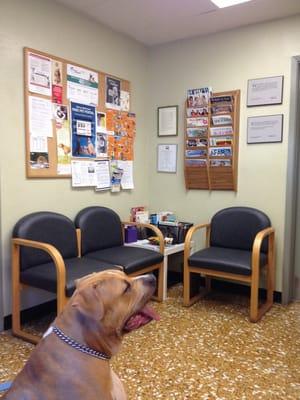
[75, 206, 165, 301]
[12, 211, 118, 343]
[183, 207, 275, 322]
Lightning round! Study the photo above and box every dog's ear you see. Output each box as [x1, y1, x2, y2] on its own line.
[71, 283, 104, 321]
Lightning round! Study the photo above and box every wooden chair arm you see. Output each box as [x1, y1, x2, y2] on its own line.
[252, 227, 275, 274]
[12, 238, 67, 289]
[122, 221, 165, 253]
[184, 223, 211, 258]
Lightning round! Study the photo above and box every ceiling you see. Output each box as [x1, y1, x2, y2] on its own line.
[54, 0, 300, 46]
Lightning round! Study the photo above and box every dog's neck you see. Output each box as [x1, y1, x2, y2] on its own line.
[53, 304, 122, 358]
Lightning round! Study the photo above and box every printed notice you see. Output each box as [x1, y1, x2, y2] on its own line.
[28, 52, 51, 96]
[29, 96, 53, 137]
[67, 64, 98, 106]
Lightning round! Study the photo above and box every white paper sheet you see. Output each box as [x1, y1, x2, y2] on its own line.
[67, 64, 98, 106]
[157, 144, 177, 173]
[30, 135, 48, 153]
[28, 52, 51, 96]
[71, 160, 96, 187]
[118, 160, 134, 189]
[95, 160, 111, 191]
[29, 96, 53, 137]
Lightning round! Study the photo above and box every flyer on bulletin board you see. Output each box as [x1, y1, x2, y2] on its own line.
[71, 102, 96, 158]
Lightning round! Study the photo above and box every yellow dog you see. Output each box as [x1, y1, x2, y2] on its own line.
[4, 270, 159, 399]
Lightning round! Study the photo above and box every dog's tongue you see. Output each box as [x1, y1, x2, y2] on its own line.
[124, 305, 160, 332]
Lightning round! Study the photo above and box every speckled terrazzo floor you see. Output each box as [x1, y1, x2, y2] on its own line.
[1, 285, 300, 399]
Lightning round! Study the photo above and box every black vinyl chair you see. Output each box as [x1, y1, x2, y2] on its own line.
[183, 207, 275, 322]
[75, 206, 165, 301]
[12, 211, 118, 343]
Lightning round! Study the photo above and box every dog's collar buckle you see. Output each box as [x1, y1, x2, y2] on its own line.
[52, 326, 111, 361]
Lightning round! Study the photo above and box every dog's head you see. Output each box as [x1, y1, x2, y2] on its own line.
[68, 270, 159, 355]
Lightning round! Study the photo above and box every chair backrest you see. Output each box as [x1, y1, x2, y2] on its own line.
[210, 206, 271, 252]
[75, 206, 123, 255]
[13, 211, 78, 271]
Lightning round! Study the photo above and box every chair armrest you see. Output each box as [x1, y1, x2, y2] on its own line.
[122, 221, 165, 253]
[12, 238, 67, 287]
[252, 227, 275, 273]
[184, 223, 211, 258]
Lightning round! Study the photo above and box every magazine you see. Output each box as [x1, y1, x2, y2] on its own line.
[187, 117, 208, 127]
[212, 115, 232, 126]
[186, 107, 208, 117]
[186, 149, 207, 157]
[211, 105, 233, 114]
[209, 136, 233, 146]
[186, 127, 208, 137]
[210, 126, 233, 136]
[186, 138, 207, 147]
[210, 95, 233, 104]
[210, 159, 231, 167]
[187, 87, 212, 108]
[209, 147, 232, 157]
[186, 159, 207, 167]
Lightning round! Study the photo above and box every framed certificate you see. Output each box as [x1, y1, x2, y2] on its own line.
[247, 114, 283, 144]
[247, 76, 283, 106]
[157, 106, 178, 136]
[157, 144, 177, 173]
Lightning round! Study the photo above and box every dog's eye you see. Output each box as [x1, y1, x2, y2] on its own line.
[123, 282, 131, 294]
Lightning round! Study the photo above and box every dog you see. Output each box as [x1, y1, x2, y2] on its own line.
[58, 143, 71, 155]
[3, 270, 159, 399]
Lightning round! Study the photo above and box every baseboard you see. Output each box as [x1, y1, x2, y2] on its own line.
[4, 300, 57, 331]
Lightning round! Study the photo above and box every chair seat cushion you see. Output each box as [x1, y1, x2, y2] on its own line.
[84, 246, 164, 274]
[20, 257, 119, 297]
[188, 246, 268, 276]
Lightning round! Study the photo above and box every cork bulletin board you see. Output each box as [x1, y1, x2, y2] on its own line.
[24, 47, 131, 179]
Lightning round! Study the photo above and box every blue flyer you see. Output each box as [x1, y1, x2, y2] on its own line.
[71, 102, 96, 158]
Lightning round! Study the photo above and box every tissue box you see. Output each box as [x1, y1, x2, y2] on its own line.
[125, 226, 138, 243]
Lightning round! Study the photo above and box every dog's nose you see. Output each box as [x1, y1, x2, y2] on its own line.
[142, 274, 156, 288]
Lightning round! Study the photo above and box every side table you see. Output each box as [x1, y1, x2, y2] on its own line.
[124, 240, 191, 300]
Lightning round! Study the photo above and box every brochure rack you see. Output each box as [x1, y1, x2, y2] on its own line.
[184, 89, 240, 191]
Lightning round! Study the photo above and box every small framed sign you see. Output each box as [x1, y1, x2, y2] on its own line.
[157, 144, 177, 173]
[247, 75, 283, 107]
[247, 114, 283, 144]
[157, 105, 178, 136]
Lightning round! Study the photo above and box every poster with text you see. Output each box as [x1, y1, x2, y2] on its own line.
[71, 102, 96, 158]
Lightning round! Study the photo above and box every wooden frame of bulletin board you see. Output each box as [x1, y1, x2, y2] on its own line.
[24, 47, 131, 178]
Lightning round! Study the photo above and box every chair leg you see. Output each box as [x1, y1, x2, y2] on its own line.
[12, 283, 40, 345]
[183, 260, 191, 306]
[153, 262, 164, 302]
[183, 263, 211, 307]
[250, 267, 274, 323]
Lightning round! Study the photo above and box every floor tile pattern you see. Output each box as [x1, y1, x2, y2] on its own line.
[1, 286, 299, 399]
